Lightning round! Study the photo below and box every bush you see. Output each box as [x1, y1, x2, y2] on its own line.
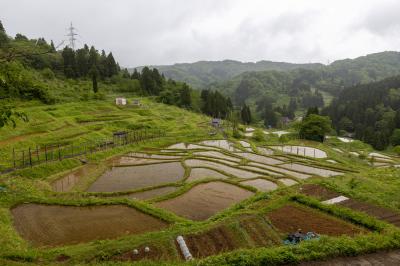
[93, 92, 106, 100]
[41, 68, 55, 80]
[393, 145, 400, 155]
[252, 129, 264, 142]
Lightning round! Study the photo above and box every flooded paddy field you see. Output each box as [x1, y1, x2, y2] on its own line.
[248, 162, 311, 179]
[278, 178, 298, 186]
[185, 159, 260, 178]
[125, 186, 179, 200]
[239, 165, 284, 177]
[11, 204, 168, 247]
[155, 181, 254, 220]
[237, 152, 284, 165]
[199, 140, 240, 152]
[272, 146, 327, 158]
[87, 162, 185, 192]
[186, 168, 229, 182]
[193, 151, 241, 163]
[52, 164, 98, 192]
[127, 152, 182, 160]
[280, 163, 343, 177]
[241, 179, 278, 192]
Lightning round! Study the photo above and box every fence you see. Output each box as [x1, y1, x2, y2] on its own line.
[7, 129, 166, 172]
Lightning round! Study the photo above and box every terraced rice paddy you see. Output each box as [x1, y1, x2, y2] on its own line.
[280, 163, 343, 177]
[186, 168, 229, 182]
[155, 181, 254, 220]
[248, 162, 311, 179]
[87, 162, 185, 192]
[52, 164, 98, 192]
[199, 140, 240, 152]
[125, 186, 179, 200]
[272, 145, 327, 158]
[237, 152, 283, 165]
[185, 159, 260, 178]
[193, 151, 241, 163]
[241, 179, 278, 192]
[278, 178, 298, 186]
[11, 204, 168, 247]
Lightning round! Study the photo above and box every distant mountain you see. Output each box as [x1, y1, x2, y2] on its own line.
[130, 60, 323, 89]
[130, 52, 400, 91]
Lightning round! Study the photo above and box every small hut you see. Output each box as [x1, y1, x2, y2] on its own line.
[115, 97, 127, 105]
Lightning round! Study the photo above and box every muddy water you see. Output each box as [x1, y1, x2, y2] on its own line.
[127, 152, 181, 160]
[52, 164, 98, 192]
[272, 146, 327, 158]
[257, 147, 274, 155]
[239, 141, 251, 148]
[278, 178, 298, 186]
[87, 162, 185, 192]
[114, 156, 170, 166]
[167, 143, 218, 150]
[199, 140, 240, 152]
[241, 179, 278, 192]
[248, 162, 311, 179]
[280, 163, 342, 177]
[193, 151, 241, 163]
[187, 168, 229, 182]
[239, 165, 284, 177]
[11, 204, 168, 247]
[236, 153, 283, 165]
[155, 182, 254, 220]
[185, 159, 260, 178]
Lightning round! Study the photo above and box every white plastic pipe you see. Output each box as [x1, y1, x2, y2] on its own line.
[177, 236, 193, 261]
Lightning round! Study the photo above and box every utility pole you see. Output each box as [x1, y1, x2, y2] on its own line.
[66, 22, 78, 50]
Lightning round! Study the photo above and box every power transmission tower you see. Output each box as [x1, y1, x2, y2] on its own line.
[66, 22, 78, 50]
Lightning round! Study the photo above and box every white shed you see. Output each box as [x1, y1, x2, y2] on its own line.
[115, 97, 127, 105]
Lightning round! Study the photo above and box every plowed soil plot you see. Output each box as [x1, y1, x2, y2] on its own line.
[183, 226, 241, 258]
[338, 199, 400, 227]
[11, 204, 168, 247]
[155, 182, 254, 220]
[299, 249, 400, 266]
[299, 184, 341, 200]
[239, 215, 281, 247]
[87, 162, 184, 192]
[52, 164, 98, 192]
[267, 205, 364, 236]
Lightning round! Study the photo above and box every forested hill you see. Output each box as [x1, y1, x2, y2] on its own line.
[131, 51, 400, 91]
[323, 75, 400, 150]
[131, 60, 323, 89]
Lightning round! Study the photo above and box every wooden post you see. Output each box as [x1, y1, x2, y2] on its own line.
[29, 148, 32, 167]
[36, 146, 39, 163]
[13, 148, 16, 168]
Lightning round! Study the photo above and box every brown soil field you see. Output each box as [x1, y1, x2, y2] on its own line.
[114, 244, 175, 262]
[338, 199, 400, 227]
[183, 225, 241, 258]
[298, 249, 400, 266]
[87, 162, 184, 192]
[239, 215, 281, 247]
[155, 181, 254, 221]
[267, 204, 364, 236]
[299, 184, 341, 200]
[52, 164, 98, 192]
[11, 204, 168, 247]
[300, 184, 400, 227]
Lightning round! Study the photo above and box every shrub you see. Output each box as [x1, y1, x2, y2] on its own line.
[252, 129, 264, 142]
[393, 145, 400, 155]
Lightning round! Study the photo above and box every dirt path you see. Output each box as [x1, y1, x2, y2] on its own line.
[298, 249, 400, 265]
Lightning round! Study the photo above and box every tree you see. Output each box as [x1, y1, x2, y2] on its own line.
[131, 68, 140, 79]
[390, 129, 400, 146]
[299, 114, 332, 142]
[305, 107, 319, 118]
[0, 105, 28, 128]
[76, 48, 89, 77]
[179, 83, 191, 108]
[241, 104, 252, 124]
[106, 52, 118, 77]
[61, 47, 77, 78]
[89, 66, 99, 93]
[0, 20, 9, 48]
[50, 40, 56, 52]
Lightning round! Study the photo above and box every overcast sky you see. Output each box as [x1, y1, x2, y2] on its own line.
[1, 0, 400, 67]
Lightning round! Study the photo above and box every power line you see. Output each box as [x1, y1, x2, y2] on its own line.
[66, 22, 78, 50]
